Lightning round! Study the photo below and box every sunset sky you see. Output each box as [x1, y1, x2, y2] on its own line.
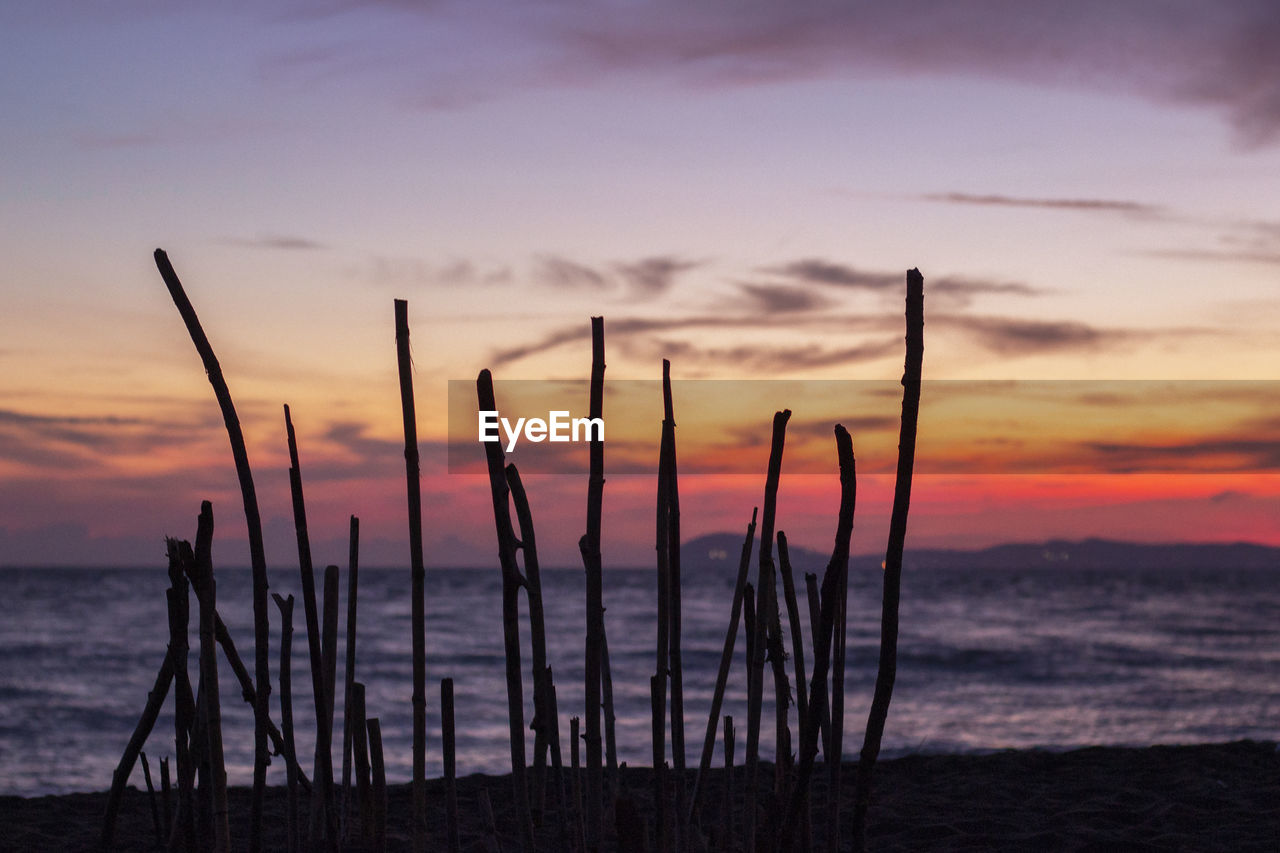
[2, 1, 1278, 567]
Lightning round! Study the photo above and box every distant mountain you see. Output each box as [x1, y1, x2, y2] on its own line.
[682, 534, 1280, 574]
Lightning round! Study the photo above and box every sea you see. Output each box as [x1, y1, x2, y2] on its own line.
[2, 559, 1278, 796]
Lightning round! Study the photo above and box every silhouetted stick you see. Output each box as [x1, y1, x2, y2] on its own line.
[341, 516, 360, 842]
[689, 507, 757, 822]
[394, 298, 429, 853]
[477, 371, 534, 850]
[188, 504, 229, 853]
[165, 539, 196, 853]
[653, 373, 672, 830]
[747, 410, 790, 853]
[661, 360, 689, 849]
[547, 675, 571, 851]
[351, 683, 373, 849]
[155, 249, 270, 850]
[141, 751, 163, 848]
[853, 269, 923, 852]
[723, 717, 736, 853]
[778, 426, 854, 853]
[777, 533, 807, 756]
[102, 618, 177, 845]
[580, 316, 607, 852]
[319, 564, 341, 849]
[803, 574, 830, 755]
[442, 679, 461, 853]
[571, 716, 585, 853]
[284, 403, 329, 850]
[507, 464, 561, 816]
[765, 576, 792, 812]
[160, 757, 172, 843]
[272, 592, 300, 853]
[650, 675, 667, 853]
[600, 630, 619, 799]
[479, 789, 504, 853]
[367, 718, 387, 853]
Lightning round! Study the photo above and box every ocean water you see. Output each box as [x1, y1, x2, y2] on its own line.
[1, 560, 1278, 796]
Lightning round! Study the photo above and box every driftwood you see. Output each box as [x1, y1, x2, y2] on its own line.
[442, 678, 461, 853]
[571, 716, 585, 853]
[653, 364, 672, 849]
[650, 675, 667, 852]
[187, 504, 230, 853]
[166, 539, 196, 852]
[141, 751, 162, 848]
[155, 249, 271, 851]
[341, 516, 360, 843]
[803, 573, 830, 755]
[689, 507, 757, 823]
[476, 370, 534, 851]
[853, 268, 924, 852]
[580, 316, 607, 852]
[723, 716, 736, 853]
[777, 532, 808, 757]
[272, 592, 300, 853]
[393, 298, 429, 853]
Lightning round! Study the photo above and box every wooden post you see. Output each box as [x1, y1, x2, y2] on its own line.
[394, 298, 429, 853]
[600, 631, 619, 799]
[653, 370, 671, 839]
[689, 508, 756, 822]
[853, 269, 924, 852]
[273, 593, 300, 853]
[442, 679, 461, 853]
[367, 718, 388, 853]
[154, 249, 270, 851]
[579, 316, 607, 852]
[341, 516, 360, 843]
[746, 410, 790, 853]
[477, 370, 535, 850]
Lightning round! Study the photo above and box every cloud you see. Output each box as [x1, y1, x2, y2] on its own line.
[923, 192, 1163, 215]
[0, 407, 217, 471]
[364, 256, 513, 288]
[226, 233, 327, 251]
[934, 315, 1122, 355]
[1084, 438, 1280, 472]
[764, 260, 1045, 308]
[535, 254, 610, 290]
[615, 256, 701, 298]
[738, 283, 836, 314]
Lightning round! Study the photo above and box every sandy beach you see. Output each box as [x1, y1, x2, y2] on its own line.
[4, 740, 1278, 851]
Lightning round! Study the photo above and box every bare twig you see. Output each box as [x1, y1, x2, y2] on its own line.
[580, 316, 607, 852]
[272, 592, 300, 853]
[853, 269, 924, 852]
[394, 298, 429, 853]
[155, 249, 270, 849]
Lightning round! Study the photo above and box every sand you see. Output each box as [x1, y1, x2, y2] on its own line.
[3, 740, 1278, 851]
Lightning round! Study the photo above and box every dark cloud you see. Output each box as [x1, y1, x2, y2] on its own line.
[764, 260, 899, 291]
[1084, 438, 1280, 472]
[615, 256, 701, 297]
[535, 254, 610, 289]
[923, 192, 1162, 215]
[0, 407, 217, 470]
[366, 256, 513, 288]
[738, 283, 835, 314]
[935, 315, 1120, 355]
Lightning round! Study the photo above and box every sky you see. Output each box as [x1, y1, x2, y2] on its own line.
[1, 1, 1278, 568]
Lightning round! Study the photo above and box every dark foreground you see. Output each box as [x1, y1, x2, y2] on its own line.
[4, 741, 1278, 851]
